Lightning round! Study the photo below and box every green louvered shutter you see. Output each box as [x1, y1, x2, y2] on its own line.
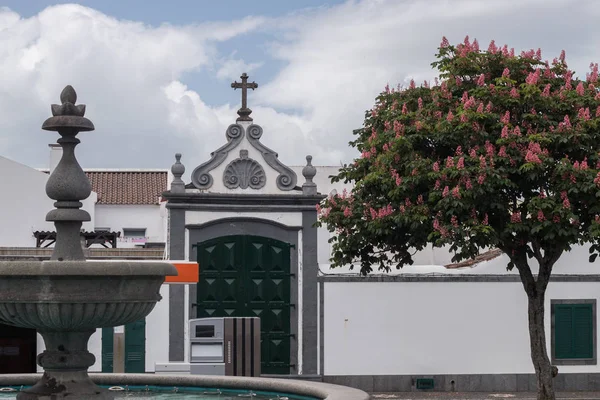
[554, 303, 593, 359]
[125, 319, 146, 373]
[101, 327, 114, 372]
[572, 304, 594, 358]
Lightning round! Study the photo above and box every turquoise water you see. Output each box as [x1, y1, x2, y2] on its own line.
[0, 385, 319, 400]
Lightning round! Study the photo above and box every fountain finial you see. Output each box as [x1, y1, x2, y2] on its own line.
[43, 85, 95, 261]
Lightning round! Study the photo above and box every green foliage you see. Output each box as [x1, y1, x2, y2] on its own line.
[318, 37, 600, 275]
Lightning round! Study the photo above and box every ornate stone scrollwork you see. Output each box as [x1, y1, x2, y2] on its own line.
[191, 124, 245, 189]
[246, 124, 297, 191]
[223, 150, 266, 190]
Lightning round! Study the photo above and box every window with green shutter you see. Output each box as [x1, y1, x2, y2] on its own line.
[552, 300, 596, 365]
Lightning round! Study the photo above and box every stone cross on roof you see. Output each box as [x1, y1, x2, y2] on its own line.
[231, 72, 258, 122]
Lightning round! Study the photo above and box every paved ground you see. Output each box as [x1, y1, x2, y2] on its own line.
[370, 393, 600, 400]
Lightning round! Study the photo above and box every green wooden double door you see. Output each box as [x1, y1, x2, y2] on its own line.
[196, 235, 293, 374]
[101, 320, 146, 373]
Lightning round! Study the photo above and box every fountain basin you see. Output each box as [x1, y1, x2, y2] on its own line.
[0, 374, 370, 400]
[0, 260, 177, 399]
[0, 261, 176, 330]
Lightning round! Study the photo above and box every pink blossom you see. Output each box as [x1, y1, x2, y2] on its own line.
[535, 48, 542, 60]
[391, 100, 398, 110]
[560, 115, 572, 129]
[560, 49, 566, 62]
[502, 68, 510, 78]
[409, 79, 416, 89]
[434, 180, 441, 190]
[469, 148, 477, 158]
[452, 186, 461, 199]
[537, 210, 546, 222]
[479, 155, 487, 169]
[473, 39, 479, 51]
[482, 214, 489, 225]
[488, 40, 498, 53]
[460, 113, 469, 123]
[383, 143, 389, 152]
[456, 76, 462, 86]
[446, 111, 454, 122]
[402, 103, 408, 114]
[501, 111, 510, 124]
[415, 121, 423, 131]
[442, 186, 450, 197]
[343, 207, 353, 217]
[486, 102, 493, 112]
[553, 215, 561, 223]
[434, 110, 443, 119]
[594, 172, 600, 186]
[446, 156, 454, 168]
[581, 158, 589, 170]
[589, 63, 599, 83]
[525, 69, 540, 85]
[405, 198, 412, 207]
[513, 126, 521, 136]
[418, 97, 423, 109]
[510, 87, 520, 98]
[498, 146, 507, 157]
[465, 178, 473, 190]
[456, 146, 463, 155]
[578, 107, 591, 121]
[457, 157, 465, 169]
[477, 74, 485, 86]
[476, 103, 484, 113]
[370, 208, 377, 220]
[384, 84, 390, 94]
[525, 150, 542, 164]
[576, 82, 585, 95]
[485, 141, 495, 157]
[440, 36, 450, 48]
[451, 215, 459, 227]
[511, 212, 522, 223]
[542, 84, 551, 97]
[433, 161, 440, 171]
[477, 174, 486, 185]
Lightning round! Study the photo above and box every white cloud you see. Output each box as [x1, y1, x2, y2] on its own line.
[258, 0, 600, 164]
[216, 58, 263, 81]
[2, 0, 600, 179]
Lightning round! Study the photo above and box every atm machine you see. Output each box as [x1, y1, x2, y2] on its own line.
[189, 317, 261, 377]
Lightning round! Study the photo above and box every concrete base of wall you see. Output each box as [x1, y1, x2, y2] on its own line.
[323, 374, 600, 393]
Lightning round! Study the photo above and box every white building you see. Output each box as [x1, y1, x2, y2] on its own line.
[2, 97, 600, 393]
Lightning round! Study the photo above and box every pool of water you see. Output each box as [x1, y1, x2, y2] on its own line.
[0, 385, 319, 400]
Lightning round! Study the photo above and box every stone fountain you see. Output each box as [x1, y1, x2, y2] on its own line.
[0, 86, 177, 399]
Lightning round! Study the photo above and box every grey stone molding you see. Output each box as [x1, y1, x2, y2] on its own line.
[0, 374, 369, 400]
[320, 373, 600, 393]
[190, 124, 244, 189]
[189, 123, 298, 192]
[318, 274, 600, 282]
[246, 124, 297, 191]
[223, 149, 266, 189]
[164, 191, 325, 209]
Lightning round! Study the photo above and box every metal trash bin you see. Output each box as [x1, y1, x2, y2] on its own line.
[189, 317, 260, 376]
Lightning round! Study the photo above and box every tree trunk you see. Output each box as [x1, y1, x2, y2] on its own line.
[527, 292, 556, 400]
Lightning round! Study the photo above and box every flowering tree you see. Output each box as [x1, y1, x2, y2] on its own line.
[317, 37, 600, 400]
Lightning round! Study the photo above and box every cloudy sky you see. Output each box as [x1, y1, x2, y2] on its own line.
[0, 0, 597, 172]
